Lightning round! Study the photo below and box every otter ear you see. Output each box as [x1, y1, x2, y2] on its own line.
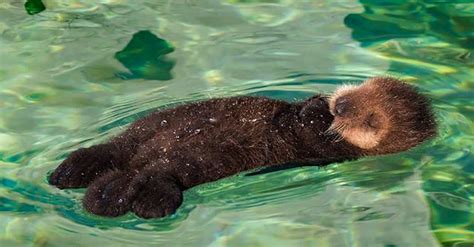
[366, 113, 380, 129]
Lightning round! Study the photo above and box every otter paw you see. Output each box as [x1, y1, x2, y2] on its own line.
[48, 144, 119, 189]
[130, 171, 183, 219]
[299, 95, 329, 117]
[83, 170, 136, 217]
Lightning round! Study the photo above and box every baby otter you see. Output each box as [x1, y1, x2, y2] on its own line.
[48, 77, 436, 219]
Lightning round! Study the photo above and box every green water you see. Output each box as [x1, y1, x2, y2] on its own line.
[0, 0, 472, 246]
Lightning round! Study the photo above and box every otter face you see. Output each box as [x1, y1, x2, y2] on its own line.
[328, 77, 436, 154]
[328, 83, 390, 149]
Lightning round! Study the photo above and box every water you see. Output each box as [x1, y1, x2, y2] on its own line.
[0, 0, 472, 246]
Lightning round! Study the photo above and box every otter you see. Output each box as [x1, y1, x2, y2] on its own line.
[48, 77, 436, 219]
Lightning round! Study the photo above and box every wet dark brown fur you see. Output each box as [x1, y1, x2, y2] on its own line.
[48, 77, 436, 219]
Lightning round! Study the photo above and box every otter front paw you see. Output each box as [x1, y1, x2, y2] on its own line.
[83, 170, 136, 217]
[48, 144, 120, 189]
[299, 95, 329, 118]
[130, 170, 183, 219]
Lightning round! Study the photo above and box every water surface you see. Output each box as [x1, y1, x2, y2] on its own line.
[0, 0, 472, 246]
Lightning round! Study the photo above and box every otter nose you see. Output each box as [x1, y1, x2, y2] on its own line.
[335, 98, 349, 116]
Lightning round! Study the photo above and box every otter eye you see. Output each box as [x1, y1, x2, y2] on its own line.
[366, 113, 379, 129]
[334, 97, 350, 117]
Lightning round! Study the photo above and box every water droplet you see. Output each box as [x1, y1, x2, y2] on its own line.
[194, 129, 201, 134]
[160, 120, 169, 127]
[118, 199, 123, 203]
[209, 118, 217, 123]
[310, 120, 314, 124]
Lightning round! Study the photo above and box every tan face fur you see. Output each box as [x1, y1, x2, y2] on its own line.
[327, 77, 436, 154]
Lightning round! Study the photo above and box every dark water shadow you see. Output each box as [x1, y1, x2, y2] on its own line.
[25, 0, 45, 15]
[115, 30, 176, 81]
[344, 0, 474, 49]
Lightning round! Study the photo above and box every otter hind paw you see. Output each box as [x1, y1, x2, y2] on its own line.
[48, 144, 119, 189]
[130, 170, 183, 219]
[83, 170, 136, 217]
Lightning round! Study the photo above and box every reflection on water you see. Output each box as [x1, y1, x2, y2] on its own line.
[344, 0, 474, 49]
[0, 0, 472, 246]
[24, 0, 46, 15]
[115, 30, 175, 81]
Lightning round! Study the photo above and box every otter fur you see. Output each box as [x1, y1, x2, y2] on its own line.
[48, 77, 436, 219]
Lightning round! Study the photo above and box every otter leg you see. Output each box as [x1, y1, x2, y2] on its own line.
[49, 112, 165, 189]
[83, 170, 138, 217]
[130, 168, 183, 219]
[49, 144, 130, 189]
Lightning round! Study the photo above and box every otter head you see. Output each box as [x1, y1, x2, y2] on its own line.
[328, 77, 437, 155]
